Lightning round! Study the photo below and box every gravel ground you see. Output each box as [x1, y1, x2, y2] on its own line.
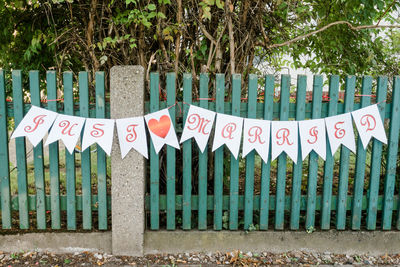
[0, 250, 400, 266]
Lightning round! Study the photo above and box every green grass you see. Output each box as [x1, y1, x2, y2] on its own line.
[9, 145, 111, 195]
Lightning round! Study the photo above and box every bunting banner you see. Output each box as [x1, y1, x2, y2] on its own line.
[298, 118, 327, 160]
[144, 108, 180, 154]
[14, 102, 387, 161]
[351, 104, 387, 148]
[180, 105, 216, 152]
[325, 113, 356, 155]
[45, 114, 86, 154]
[271, 121, 298, 163]
[212, 113, 243, 159]
[11, 106, 58, 146]
[81, 118, 115, 156]
[116, 116, 148, 159]
[242, 118, 271, 163]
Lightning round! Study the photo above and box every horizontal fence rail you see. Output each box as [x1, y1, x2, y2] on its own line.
[146, 72, 400, 231]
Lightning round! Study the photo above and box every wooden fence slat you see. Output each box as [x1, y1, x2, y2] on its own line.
[383, 76, 400, 229]
[336, 76, 356, 230]
[12, 70, 29, 229]
[0, 70, 11, 229]
[63, 71, 76, 230]
[306, 75, 323, 229]
[244, 74, 258, 230]
[366, 76, 387, 230]
[290, 75, 307, 230]
[351, 76, 372, 230]
[198, 73, 209, 230]
[182, 73, 192, 230]
[259, 75, 274, 230]
[79, 71, 92, 230]
[213, 74, 225, 230]
[275, 74, 290, 230]
[229, 74, 241, 230]
[95, 72, 108, 230]
[47, 71, 61, 229]
[166, 73, 176, 230]
[29, 71, 46, 229]
[320, 75, 340, 229]
[149, 72, 160, 230]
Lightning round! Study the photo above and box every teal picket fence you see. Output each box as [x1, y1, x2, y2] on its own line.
[1, 69, 400, 231]
[145, 72, 400, 231]
[0, 70, 110, 230]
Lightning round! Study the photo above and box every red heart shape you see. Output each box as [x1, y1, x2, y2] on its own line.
[148, 115, 171, 139]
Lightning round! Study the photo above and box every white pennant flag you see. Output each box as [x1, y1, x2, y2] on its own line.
[242, 118, 271, 163]
[11, 106, 58, 147]
[45, 114, 86, 154]
[325, 113, 356, 155]
[144, 108, 179, 154]
[212, 113, 244, 159]
[81, 118, 115, 156]
[116, 116, 148, 159]
[298, 119, 327, 160]
[351, 104, 387, 148]
[180, 105, 216, 152]
[271, 121, 298, 163]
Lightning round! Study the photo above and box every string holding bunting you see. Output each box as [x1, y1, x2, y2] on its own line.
[11, 101, 387, 162]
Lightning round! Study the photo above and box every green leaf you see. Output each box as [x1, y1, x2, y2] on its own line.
[147, 3, 156, 11]
[216, 0, 224, 9]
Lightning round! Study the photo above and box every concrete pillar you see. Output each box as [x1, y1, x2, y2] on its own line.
[110, 66, 145, 256]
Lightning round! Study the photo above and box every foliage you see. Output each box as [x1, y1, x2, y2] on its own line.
[0, 0, 398, 91]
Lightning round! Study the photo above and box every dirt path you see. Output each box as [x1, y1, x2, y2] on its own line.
[0, 250, 397, 266]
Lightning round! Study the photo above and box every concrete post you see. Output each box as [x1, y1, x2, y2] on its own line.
[110, 66, 145, 256]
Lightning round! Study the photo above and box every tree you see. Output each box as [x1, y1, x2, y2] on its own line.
[0, 0, 399, 91]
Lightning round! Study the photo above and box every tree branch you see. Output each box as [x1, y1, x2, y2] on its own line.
[264, 21, 400, 49]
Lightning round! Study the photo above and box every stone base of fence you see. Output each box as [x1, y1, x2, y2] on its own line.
[2, 231, 400, 256]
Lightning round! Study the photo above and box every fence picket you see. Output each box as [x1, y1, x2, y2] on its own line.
[229, 74, 241, 230]
[166, 73, 176, 230]
[63, 72, 76, 230]
[182, 73, 192, 230]
[336, 76, 356, 230]
[12, 70, 29, 229]
[244, 74, 258, 230]
[259, 75, 274, 230]
[149, 72, 160, 230]
[352, 76, 372, 230]
[366, 76, 387, 230]
[383, 76, 400, 229]
[0, 70, 11, 229]
[290, 75, 307, 230]
[306, 75, 323, 229]
[95, 72, 108, 230]
[275, 74, 290, 230]
[29, 71, 46, 229]
[47, 71, 61, 229]
[79, 72, 92, 230]
[213, 74, 225, 230]
[321, 75, 340, 229]
[198, 73, 209, 230]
